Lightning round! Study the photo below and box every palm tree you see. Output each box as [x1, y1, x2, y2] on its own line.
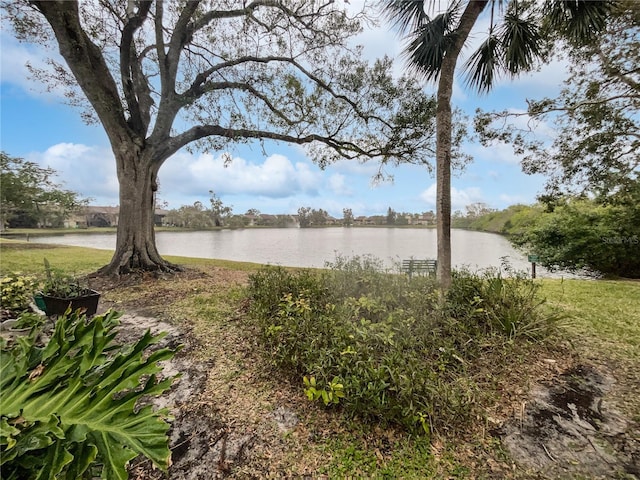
[382, 0, 613, 288]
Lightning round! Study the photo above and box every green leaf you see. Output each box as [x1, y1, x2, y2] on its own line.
[1, 416, 63, 465]
[0, 418, 21, 449]
[33, 440, 73, 480]
[64, 441, 98, 479]
[0, 309, 177, 478]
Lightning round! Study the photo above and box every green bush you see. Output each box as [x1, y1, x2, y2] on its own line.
[0, 309, 177, 479]
[1, 272, 37, 314]
[247, 258, 561, 435]
[510, 197, 640, 278]
[445, 263, 565, 340]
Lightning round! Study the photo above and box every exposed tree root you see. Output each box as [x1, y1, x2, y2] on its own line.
[96, 247, 184, 277]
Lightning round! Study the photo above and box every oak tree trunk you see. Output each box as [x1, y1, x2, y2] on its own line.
[98, 148, 179, 276]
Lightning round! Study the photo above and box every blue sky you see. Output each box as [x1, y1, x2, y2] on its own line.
[0, 3, 565, 218]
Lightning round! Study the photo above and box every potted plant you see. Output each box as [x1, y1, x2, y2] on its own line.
[39, 259, 100, 316]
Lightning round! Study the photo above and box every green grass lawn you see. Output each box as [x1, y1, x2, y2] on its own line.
[540, 279, 640, 360]
[0, 239, 263, 275]
[0, 240, 113, 275]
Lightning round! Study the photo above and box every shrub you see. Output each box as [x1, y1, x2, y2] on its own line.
[247, 258, 561, 435]
[0, 309, 177, 479]
[446, 266, 566, 340]
[510, 198, 640, 278]
[0, 272, 37, 315]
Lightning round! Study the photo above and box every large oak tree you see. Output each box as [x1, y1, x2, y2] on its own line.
[4, 0, 439, 275]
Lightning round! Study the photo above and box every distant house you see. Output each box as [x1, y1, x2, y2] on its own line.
[65, 206, 169, 228]
[87, 206, 120, 227]
[414, 211, 436, 226]
[154, 209, 170, 226]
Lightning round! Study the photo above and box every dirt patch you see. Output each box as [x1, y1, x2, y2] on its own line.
[499, 364, 640, 479]
[116, 312, 257, 479]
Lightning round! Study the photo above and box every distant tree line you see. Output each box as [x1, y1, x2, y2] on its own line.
[163, 197, 439, 229]
[163, 191, 233, 228]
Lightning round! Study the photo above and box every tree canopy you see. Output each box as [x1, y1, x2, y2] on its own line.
[475, 1, 638, 199]
[509, 194, 640, 278]
[0, 152, 88, 229]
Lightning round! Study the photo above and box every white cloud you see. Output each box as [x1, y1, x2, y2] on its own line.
[0, 32, 66, 99]
[161, 152, 323, 199]
[327, 174, 353, 196]
[28, 143, 119, 204]
[329, 158, 381, 177]
[24, 145, 330, 208]
[469, 141, 523, 165]
[504, 57, 570, 95]
[419, 183, 484, 211]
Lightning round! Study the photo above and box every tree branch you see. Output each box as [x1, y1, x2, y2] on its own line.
[120, 0, 152, 134]
[597, 50, 640, 92]
[158, 124, 403, 165]
[165, 0, 200, 82]
[179, 54, 394, 129]
[29, 0, 132, 146]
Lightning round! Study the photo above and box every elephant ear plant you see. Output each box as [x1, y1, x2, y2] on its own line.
[0, 309, 178, 479]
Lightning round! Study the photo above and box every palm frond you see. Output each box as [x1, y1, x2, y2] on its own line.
[381, 1, 465, 33]
[381, 0, 430, 34]
[544, 0, 613, 44]
[499, 4, 544, 76]
[403, 4, 462, 81]
[463, 34, 502, 93]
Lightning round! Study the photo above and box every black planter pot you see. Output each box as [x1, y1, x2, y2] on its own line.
[40, 290, 101, 317]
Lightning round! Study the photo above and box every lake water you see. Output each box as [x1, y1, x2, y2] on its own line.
[32, 228, 555, 276]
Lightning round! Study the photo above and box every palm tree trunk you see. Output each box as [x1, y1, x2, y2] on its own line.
[436, 0, 489, 289]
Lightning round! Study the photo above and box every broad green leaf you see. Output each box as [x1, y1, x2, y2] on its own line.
[64, 441, 98, 479]
[0, 309, 177, 478]
[0, 418, 21, 448]
[33, 440, 73, 480]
